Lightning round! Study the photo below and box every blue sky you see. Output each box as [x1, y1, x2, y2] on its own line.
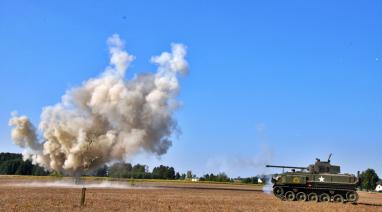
[0, 0, 381, 177]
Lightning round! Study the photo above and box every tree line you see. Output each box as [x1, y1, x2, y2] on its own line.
[98, 163, 184, 180]
[0, 153, 262, 184]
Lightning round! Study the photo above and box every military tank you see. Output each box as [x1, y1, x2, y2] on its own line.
[266, 154, 359, 203]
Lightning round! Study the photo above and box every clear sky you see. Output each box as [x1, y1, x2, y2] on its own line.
[0, 0, 381, 177]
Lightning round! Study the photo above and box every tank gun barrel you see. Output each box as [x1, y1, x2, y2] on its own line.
[266, 165, 308, 170]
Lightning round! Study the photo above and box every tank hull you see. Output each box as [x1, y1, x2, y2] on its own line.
[271, 172, 359, 203]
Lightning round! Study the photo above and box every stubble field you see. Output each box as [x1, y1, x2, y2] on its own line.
[0, 176, 381, 211]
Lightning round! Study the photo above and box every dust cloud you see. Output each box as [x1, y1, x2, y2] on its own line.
[9, 34, 188, 176]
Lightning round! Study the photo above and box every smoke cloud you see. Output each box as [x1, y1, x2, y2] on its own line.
[9, 34, 188, 175]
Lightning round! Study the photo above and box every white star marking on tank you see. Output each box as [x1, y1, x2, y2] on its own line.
[319, 176, 325, 182]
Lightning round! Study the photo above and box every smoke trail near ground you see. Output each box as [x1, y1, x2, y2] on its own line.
[262, 177, 273, 194]
[11, 180, 147, 189]
[9, 180, 151, 189]
[9, 34, 188, 175]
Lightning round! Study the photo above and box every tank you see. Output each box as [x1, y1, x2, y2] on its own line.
[266, 154, 359, 203]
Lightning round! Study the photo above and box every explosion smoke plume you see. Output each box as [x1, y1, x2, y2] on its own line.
[9, 34, 188, 175]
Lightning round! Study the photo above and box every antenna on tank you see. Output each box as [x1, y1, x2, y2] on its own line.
[328, 153, 332, 163]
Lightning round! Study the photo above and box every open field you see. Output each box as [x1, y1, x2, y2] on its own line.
[0, 176, 381, 211]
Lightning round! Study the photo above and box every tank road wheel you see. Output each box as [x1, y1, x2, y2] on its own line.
[346, 191, 359, 203]
[296, 192, 307, 201]
[285, 191, 296, 201]
[308, 193, 318, 202]
[296, 192, 308, 202]
[273, 187, 284, 198]
[332, 194, 344, 203]
[320, 193, 330, 202]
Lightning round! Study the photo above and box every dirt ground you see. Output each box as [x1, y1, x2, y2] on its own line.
[0, 176, 381, 212]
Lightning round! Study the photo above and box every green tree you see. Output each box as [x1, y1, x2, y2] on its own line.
[360, 168, 379, 191]
[167, 167, 175, 179]
[132, 164, 147, 173]
[0, 159, 21, 174]
[175, 172, 180, 179]
[240, 176, 259, 184]
[15, 160, 33, 175]
[199, 172, 231, 182]
[180, 173, 186, 179]
[131, 164, 149, 178]
[32, 165, 49, 176]
[108, 162, 132, 178]
[94, 165, 108, 177]
[186, 170, 192, 179]
[152, 165, 176, 179]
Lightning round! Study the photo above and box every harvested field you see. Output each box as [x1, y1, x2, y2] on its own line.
[0, 176, 381, 211]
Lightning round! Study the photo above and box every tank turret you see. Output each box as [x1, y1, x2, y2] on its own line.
[266, 154, 359, 203]
[307, 154, 340, 174]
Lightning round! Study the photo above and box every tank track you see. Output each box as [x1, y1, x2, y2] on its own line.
[273, 185, 359, 203]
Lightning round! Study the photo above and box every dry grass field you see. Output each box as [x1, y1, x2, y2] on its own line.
[0, 176, 381, 211]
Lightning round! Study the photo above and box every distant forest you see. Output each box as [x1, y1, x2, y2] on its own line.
[0, 153, 261, 184]
[0, 153, 49, 176]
